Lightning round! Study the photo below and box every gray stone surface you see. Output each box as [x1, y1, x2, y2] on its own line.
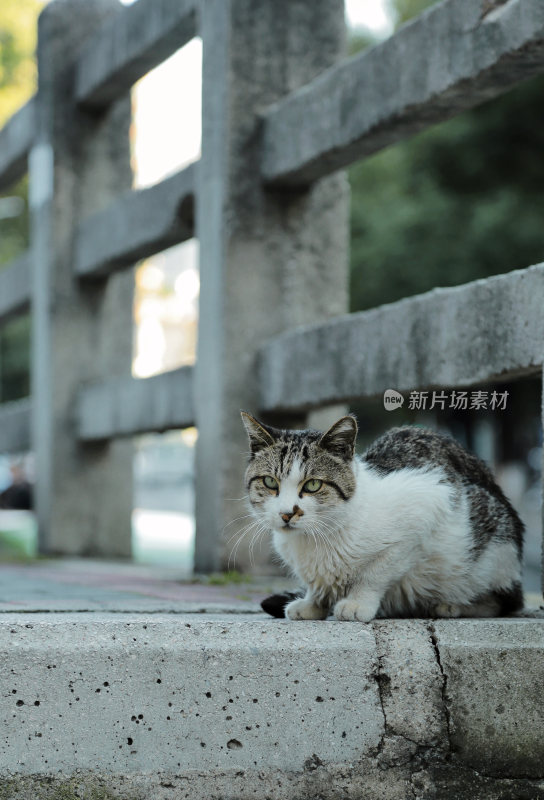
[0, 614, 382, 775]
[412, 765, 544, 800]
[31, 0, 134, 557]
[0, 398, 31, 455]
[0, 768, 416, 800]
[262, 0, 544, 186]
[0, 98, 35, 191]
[76, 0, 197, 108]
[0, 564, 542, 797]
[194, 0, 349, 572]
[259, 263, 544, 412]
[75, 164, 195, 279]
[373, 621, 447, 751]
[432, 618, 544, 778]
[0, 251, 31, 323]
[77, 365, 194, 441]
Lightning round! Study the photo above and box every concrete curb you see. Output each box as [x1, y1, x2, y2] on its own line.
[1, 615, 543, 798]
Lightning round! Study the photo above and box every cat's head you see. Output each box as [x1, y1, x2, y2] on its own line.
[241, 412, 357, 534]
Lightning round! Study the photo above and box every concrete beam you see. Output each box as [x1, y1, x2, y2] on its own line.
[77, 366, 194, 440]
[259, 263, 544, 412]
[0, 398, 31, 454]
[75, 165, 195, 279]
[76, 0, 198, 108]
[0, 98, 35, 192]
[0, 252, 31, 323]
[262, 0, 544, 186]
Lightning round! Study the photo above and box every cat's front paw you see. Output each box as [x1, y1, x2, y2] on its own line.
[285, 598, 328, 621]
[334, 598, 376, 623]
[433, 602, 462, 618]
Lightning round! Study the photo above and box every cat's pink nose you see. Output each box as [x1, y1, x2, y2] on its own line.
[281, 512, 294, 523]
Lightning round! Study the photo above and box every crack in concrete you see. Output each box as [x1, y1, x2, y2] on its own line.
[371, 624, 433, 776]
[427, 622, 453, 754]
[370, 624, 388, 752]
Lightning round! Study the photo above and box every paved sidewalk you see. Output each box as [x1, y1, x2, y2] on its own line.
[0, 559, 295, 614]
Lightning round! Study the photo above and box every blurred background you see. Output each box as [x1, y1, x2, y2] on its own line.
[0, 0, 541, 593]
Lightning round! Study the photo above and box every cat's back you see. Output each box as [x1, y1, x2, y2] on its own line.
[362, 425, 524, 557]
[360, 425, 524, 616]
[363, 425, 496, 493]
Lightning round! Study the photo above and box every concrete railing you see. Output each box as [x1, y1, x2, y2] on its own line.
[259, 264, 544, 412]
[261, 0, 544, 187]
[0, 0, 543, 580]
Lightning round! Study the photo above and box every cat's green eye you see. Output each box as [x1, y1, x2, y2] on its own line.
[302, 479, 323, 493]
[263, 475, 279, 490]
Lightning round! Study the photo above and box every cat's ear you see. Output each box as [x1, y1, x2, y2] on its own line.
[319, 415, 357, 460]
[241, 411, 277, 456]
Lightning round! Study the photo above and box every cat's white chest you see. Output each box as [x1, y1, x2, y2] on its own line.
[273, 530, 352, 604]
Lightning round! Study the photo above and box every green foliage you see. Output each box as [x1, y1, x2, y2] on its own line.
[347, 31, 377, 57]
[348, 0, 544, 313]
[0, 0, 43, 126]
[0, 313, 31, 402]
[0, 175, 30, 266]
[0, 1, 41, 402]
[0, 178, 31, 401]
[349, 75, 544, 312]
[393, 0, 439, 25]
[207, 570, 252, 586]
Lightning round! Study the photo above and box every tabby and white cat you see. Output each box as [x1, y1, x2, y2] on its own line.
[241, 412, 524, 621]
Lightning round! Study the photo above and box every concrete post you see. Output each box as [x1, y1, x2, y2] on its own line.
[194, 0, 349, 572]
[31, 0, 134, 556]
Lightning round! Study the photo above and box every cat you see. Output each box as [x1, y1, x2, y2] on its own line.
[241, 412, 524, 621]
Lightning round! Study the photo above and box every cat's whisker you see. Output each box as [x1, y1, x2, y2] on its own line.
[315, 523, 339, 554]
[248, 525, 267, 566]
[248, 527, 261, 562]
[222, 513, 255, 533]
[225, 518, 261, 545]
[311, 524, 335, 563]
[247, 524, 268, 567]
[313, 514, 340, 534]
[309, 518, 339, 565]
[227, 519, 263, 568]
[228, 533, 246, 570]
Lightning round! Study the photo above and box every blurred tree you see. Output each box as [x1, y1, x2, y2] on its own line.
[349, 0, 544, 312]
[0, 0, 42, 126]
[393, 0, 438, 25]
[0, 315, 31, 403]
[0, 0, 42, 403]
[348, 0, 543, 461]
[0, 175, 29, 267]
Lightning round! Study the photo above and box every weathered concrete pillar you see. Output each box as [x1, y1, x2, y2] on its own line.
[194, 0, 349, 572]
[31, 0, 134, 556]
